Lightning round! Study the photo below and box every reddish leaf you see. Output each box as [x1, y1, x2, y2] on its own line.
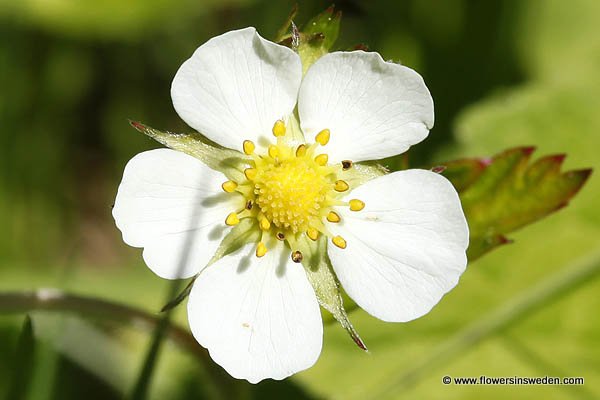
[438, 147, 592, 260]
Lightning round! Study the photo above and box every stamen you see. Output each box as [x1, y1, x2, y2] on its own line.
[272, 120, 286, 137]
[291, 250, 303, 263]
[268, 145, 279, 158]
[244, 168, 257, 181]
[235, 130, 355, 253]
[243, 140, 255, 155]
[334, 180, 349, 192]
[314, 154, 328, 166]
[349, 199, 365, 211]
[296, 144, 307, 157]
[256, 242, 267, 257]
[306, 228, 319, 241]
[221, 180, 238, 193]
[326, 211, 341, 223]
[332, 236, 347, 249]
[225, 212, 240, 226]
[315, 129, 330, 146]
[260, 218, 271, 231]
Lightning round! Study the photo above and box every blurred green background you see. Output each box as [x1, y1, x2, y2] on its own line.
[1, 0, 599, 399]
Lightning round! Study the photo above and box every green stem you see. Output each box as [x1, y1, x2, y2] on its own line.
[370, 250, 600, 399]
[129, 302, 175, 400]
[0, 289, 231, 398]
[0, 289, 201, 356]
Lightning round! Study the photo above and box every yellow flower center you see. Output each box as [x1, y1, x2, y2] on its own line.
[221, 120, 365, 261]
[255, 156, 330, 233]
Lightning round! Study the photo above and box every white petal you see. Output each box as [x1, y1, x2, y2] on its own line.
[188, 242, 323, 383]
[298, 51, 434, 162]
[171, 27, 302, 152]
[327, 170, 468, 322]
[113, 149, 239, 279]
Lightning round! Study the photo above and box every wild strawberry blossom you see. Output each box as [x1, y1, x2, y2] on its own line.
[113, 27, 469, 383]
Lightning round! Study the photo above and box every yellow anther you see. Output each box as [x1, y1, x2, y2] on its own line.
[221, 180, 238, 193]
[332, 236, 347, 249]
[256, 242, 267, 257]
[225, 212, 240, 226]
[296, 144, 307, 157]
[272, 120, 286, 137]
[349, 199, 365, 211]
[327, 211, 341, 223]
[244, 168, 257, 181]
[268, 145, 279, 158]
[306, 228, 319, 241]
[243, 140, 255, 155]
[315, 129, 330, 146]
[334, 180, 349, 192]
[314, 154, 329, 166]
[260, 218, 271, 231]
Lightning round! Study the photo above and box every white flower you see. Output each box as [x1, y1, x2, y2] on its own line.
[113, 27, 469, 383]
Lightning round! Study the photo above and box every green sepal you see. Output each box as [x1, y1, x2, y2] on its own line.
[277, 5, 341, 74]
[208, 218, 261, 266]
[437, 147, 592, 260]
[337, 161, 388, 188]
[160, 219, 259, 311]
[160, 277, 196, 312]
[302, 5, 341, 51]
[295, 235, 367, 351]
[130, 121, 251, 182]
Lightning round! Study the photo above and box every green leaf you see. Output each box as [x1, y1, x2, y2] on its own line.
[7, 315, 36, 400]
[295, 235, 367, 351]
[130, 121, 251, 182]
[438, 147, 591, 260]
[433, 158, 487, 192]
